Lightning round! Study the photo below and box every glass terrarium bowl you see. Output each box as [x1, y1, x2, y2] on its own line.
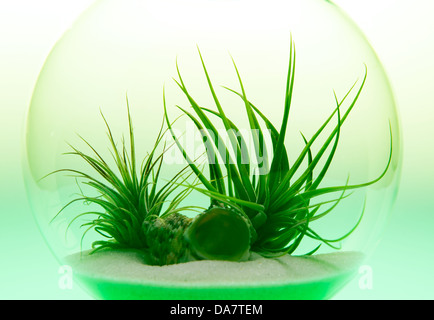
[23, 0, 401, 300]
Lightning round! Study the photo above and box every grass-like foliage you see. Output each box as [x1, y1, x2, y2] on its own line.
[50, 39, 392, 265]
[50, 100, 194, 255]
[164, 39, 392, 257]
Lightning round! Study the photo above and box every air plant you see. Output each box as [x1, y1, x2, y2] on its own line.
[49, 101, 200, 265]
[164, 39, 393, 259]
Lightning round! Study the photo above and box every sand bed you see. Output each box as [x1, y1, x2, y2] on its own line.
[66, 249, 364, 300]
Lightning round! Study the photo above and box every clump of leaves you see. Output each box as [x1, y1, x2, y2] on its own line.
[50, 100, 198, 264]
[164, 39, 392, 258]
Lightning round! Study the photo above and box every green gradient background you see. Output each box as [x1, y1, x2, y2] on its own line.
[1, 0, 433, 299]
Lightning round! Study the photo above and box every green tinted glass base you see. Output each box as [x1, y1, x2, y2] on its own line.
[66, 249, 363, 300]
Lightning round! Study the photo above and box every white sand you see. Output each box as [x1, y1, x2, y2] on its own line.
[65, 249, 364, 287]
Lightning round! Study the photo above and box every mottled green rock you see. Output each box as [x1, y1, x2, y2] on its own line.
[142, 207, 253, 266]
[142, 213, 193, 266]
